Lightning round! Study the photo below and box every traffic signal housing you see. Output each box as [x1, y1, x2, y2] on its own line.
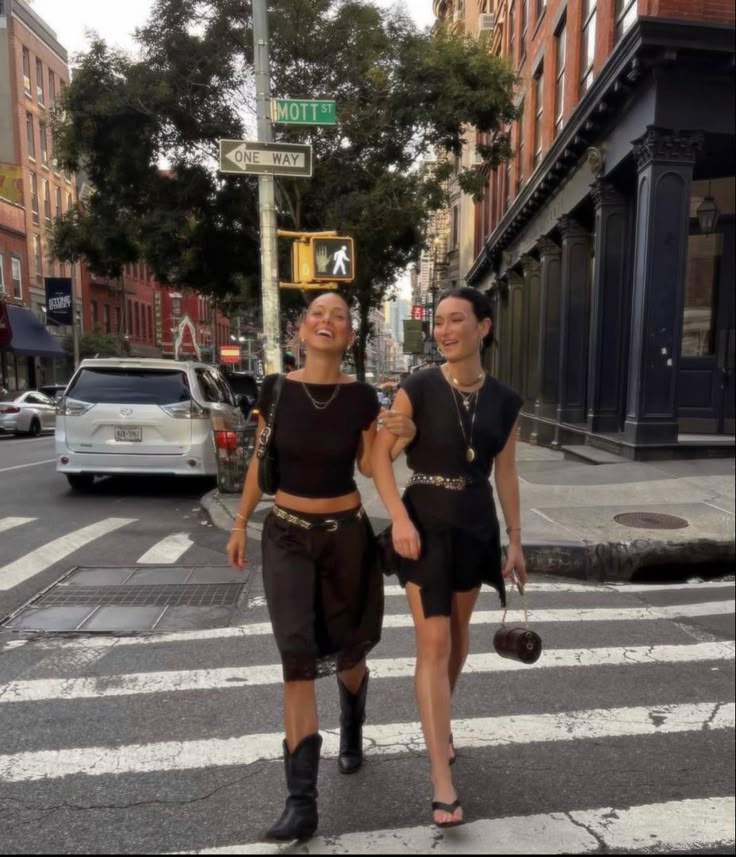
[312, 237, 355, 282]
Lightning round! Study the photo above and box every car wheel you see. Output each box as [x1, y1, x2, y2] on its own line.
[66, 474, 95, 492]
[28, 419, 41, 437]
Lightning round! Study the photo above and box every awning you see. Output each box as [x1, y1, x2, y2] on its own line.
[4, 305, 66, 359]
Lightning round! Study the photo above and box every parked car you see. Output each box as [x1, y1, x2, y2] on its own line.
[222, 371, 260, 424]
[38, 383, 68, 403]
[55, 358, 245, 491]
[0, 390, 57, 437]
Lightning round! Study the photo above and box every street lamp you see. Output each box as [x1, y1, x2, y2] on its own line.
[697, 182, 720, 235]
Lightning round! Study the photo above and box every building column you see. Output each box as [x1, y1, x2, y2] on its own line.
[624, 127, 703, 445]
[507, 270, 525, 396]
[557, 217, 593, 424]
[587, 180, 630, 433]
[535, 237, 562, 419]
[520, 253, 541, 408]
[495, 278, 510, 385]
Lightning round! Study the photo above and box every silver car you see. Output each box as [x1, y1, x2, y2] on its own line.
[55, 357, 245, 491]
[0, 390, 57, 436]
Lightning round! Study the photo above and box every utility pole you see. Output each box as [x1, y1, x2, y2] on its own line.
[253, 0, 282, 375]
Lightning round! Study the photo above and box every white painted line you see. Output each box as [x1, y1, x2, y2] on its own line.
[0, 518, 138, 591]
[0, 702, 731, 782]
[0, 459, 55, 473]
[2, 642, 732, 704]
[182, 796, 736, 854]
[0, 517, 36, 534]
[137, 533, 194, 564]
[382, 581, 736, 597]
[703, 500, 735, 516]
[0, 640, 28, 652]
[13, 598, 735, 650]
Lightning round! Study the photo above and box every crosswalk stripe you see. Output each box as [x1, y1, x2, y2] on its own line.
[0, 517, 36, 534]
[137, 533, 194, 564]
[383, 580, 735, 596]
[0, 518, 137, 591]
[9, 598, 732, 651]
[0, 701, 731, 783]
[184, 796, 736, 855]
[2, 641, 732, 704]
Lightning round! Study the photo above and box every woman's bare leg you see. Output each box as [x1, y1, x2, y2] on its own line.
[446, 587, 481, 763]
[405, 582, 462, 826]
[283, 680, 318, 751]
[338, 658, 367, 694]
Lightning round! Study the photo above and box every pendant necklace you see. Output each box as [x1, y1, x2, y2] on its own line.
[301, 381, 341, 410]
[443, 368, 483, 463]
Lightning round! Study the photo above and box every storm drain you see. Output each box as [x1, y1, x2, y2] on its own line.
[614, 512, 690, 530]
[37, 584, 242, 608]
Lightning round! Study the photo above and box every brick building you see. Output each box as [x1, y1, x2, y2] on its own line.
[453, 0, 734, 457]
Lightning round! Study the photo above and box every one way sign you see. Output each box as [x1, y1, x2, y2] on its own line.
[219, 140, 313, 177]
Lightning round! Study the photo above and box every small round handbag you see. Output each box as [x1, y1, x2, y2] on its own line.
[493, 571, 542, 665]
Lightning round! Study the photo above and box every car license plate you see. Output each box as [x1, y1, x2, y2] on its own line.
[115, 427, 142, 442]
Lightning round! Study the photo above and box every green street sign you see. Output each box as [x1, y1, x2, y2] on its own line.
[272, 98, 337, 126]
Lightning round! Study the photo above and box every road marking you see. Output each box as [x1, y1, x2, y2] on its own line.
[0, 459, 55, 473]
[0, 517, 36, 534]
[9, 598, 733, 650]
[182, 796, 736, 854]
[1, 641, 732, 704]
[0, 518, 137, 591]
[137, 533, 194, 564]
[382, 580, 735, 596]
[0, 701, 731, 782]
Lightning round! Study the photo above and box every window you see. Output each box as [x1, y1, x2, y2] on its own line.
[504, 153, 512, 211]
[49, 70, 56, 109]
[26, 112, 35, 159]
[30, 173, 39, 225]
[520, 0, 528, 59]
[66, 191, 73, 211]
[537, 0, 546, 22]
[36, 58, 45, 104]
[615, 0, 637, 42]
[554, 21, 566, 135]
[509, 1, 515, 63]
[515, 103, 524, 194]
[11, 257, 22, 299]
[56, 186, 62, 218]
[580, 0, 596, 96]
[32, 234, 42, 277]
[104, 304, 111, 334]
[40, 126, 49, 167]
[43, 180, 51, 222]
[91, 302, 98, 325]
[0, 252, 4, 294]
[533, 66, 544, 167]
[451, 205, 459, 249]
[67, 368, 192, 405]
[22, 48, 31, 96]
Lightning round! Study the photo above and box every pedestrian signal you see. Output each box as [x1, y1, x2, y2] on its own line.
[312, 237, 355, 282]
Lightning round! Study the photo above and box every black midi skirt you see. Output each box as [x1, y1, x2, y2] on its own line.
[261, 506, 384, 681]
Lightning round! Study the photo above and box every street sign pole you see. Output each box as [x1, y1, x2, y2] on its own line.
[253, 0, 282, 376]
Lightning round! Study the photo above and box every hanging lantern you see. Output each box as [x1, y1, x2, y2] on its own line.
[696, 191, 720, 235]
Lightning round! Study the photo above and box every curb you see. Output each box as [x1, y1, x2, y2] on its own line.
[202, 490, 735, 583]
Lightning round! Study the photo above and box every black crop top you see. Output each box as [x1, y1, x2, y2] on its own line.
[256, 374, 380, 498]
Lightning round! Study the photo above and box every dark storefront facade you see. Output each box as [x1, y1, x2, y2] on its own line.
[468, 18, 735, 459]
[0, 303, 67, 392]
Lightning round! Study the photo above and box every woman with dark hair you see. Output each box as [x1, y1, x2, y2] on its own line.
[226, 291, 415, 843]
[372, 286, 525, 828]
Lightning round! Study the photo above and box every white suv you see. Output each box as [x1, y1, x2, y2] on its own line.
[56, 358, 244, 491]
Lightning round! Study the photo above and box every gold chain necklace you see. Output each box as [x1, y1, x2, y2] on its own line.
[301, 382, 341, 410]
[443, 370, 482, 463]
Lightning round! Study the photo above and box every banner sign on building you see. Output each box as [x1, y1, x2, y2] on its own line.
[403, 319, 424, 354]
[411, 304, 424, 321]
[0, 163, 24, 205]
[219, 345, 240, 364]
[44, 278, 73, 326]
[153, 292, 162, 345]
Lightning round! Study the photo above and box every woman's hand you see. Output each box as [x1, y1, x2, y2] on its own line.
[503, 543, 527, 589]
[379, 409, 416, 443]
[392, 512, 421, 560]
[226, 527, 247, 570]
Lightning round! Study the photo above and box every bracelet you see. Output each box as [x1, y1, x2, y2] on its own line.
[234, 512, 248, 522]
[231, 526, 246, 532]
[506, 526, 521, 535]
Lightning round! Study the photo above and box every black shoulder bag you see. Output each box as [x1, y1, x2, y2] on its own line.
[256, 374, 285, 495]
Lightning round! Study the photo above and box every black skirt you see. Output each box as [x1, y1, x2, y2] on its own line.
[261, 506, 383, 681]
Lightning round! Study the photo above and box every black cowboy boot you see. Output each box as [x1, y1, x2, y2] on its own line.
[337, 669, 369, 774]
[265, 732, 322, 842]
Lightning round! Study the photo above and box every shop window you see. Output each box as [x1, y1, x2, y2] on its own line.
[681, 232, 722, 358]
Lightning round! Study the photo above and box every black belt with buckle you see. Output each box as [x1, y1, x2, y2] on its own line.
[272, 506, 365, 532]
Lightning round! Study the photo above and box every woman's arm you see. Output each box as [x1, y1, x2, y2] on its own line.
[370, 389, 421, 559]
[493, 418, 526, 585]
[356, 419, 379, 477]
[225, 414, 266, 569]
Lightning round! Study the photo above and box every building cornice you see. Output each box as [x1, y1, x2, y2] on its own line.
[466, 17, 736, 285]
[8, 0, 68, 64]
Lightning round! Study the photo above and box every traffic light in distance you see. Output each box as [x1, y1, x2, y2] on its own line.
[291, 240, 314, 284]
[312, 237, 355, 282]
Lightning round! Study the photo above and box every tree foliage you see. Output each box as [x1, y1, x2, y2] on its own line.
[53, 0, 518, 377]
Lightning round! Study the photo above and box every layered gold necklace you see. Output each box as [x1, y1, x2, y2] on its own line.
[442, 367, 485, 462]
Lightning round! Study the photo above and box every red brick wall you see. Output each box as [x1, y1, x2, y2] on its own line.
[640, 0, 735, 24]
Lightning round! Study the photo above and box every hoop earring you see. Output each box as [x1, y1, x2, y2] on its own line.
[437, 345, 445, 358]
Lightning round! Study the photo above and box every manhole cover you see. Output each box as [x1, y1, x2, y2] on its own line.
[613, 512, 689, 530]
[37, 584, 243, 608]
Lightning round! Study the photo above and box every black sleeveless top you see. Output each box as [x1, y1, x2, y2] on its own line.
[401, 367, 523, 538]
[257, 374, 380, 499]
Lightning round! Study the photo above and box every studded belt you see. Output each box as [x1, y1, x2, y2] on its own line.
[272, 505, 365, 532]
[408, 473, 474, 491]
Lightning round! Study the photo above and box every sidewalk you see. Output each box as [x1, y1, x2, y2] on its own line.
[202, 442, 735, 582]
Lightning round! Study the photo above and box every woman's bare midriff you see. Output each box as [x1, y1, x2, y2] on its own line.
[273, 489, 363, 514]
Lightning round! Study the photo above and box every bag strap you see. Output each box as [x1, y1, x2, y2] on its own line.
[257, 374, 285, 457]
[500, 570, 529, 629]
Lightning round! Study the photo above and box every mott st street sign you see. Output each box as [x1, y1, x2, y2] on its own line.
[219, 140, 313, 177]
[272, 99, 337, 126]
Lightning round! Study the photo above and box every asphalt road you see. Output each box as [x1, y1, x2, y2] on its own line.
[0, 433, 733, 854]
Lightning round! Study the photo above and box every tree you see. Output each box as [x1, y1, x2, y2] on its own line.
[53, 1, 519, 377]
[63, 328, 126, 360]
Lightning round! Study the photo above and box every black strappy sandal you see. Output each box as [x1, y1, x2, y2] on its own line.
[449, 732, 456, 766]
[432, 798, 465, 828]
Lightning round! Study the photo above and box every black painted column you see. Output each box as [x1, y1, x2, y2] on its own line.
[495, 277, 510, 385]
[587, 180, 629, 432]
[557, 217, 593, 424]
[508, 271, 525, 396]
[624, 127, 703, 445]
[535, 237, 562, 419]
[521, 254, 541, 407]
